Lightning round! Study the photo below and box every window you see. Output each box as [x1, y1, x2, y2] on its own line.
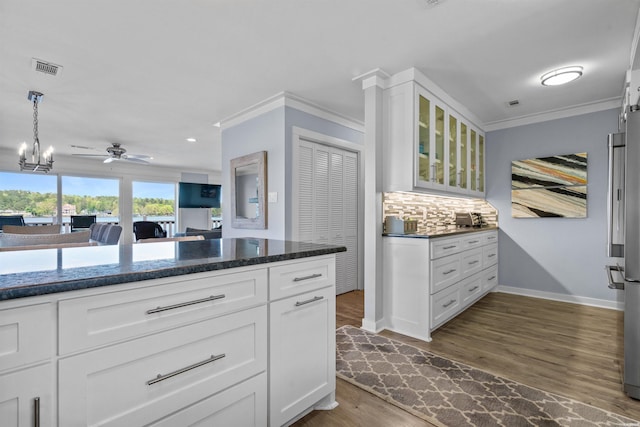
[0, 172, 57, 223]
[62, 176, 119, 224]
[133, 181, 176, 235]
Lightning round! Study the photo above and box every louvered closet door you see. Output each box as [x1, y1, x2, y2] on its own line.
[295, 139, 359, 295]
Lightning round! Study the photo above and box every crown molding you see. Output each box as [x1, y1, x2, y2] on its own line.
[483, 97, 622, 132]
[220, 91, 364, 132]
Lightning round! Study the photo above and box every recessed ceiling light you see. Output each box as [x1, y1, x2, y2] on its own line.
[540, 66, 583, 86]
[213, 122, 221, 128]
[186, 138, 196, 142]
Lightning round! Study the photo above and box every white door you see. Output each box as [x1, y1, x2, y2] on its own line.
[295, 138, 359, 295]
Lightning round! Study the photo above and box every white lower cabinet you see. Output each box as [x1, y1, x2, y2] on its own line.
[384, 230, 498, 341]
[0, 363, 53, 427]
[269, 259, 336, 427]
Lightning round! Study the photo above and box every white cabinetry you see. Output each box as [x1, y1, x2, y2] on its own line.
[269, 257, 337, 427]
[383, 77, 485, 196]
[0, 302, 55, 427]
[383, 230, 498, 341]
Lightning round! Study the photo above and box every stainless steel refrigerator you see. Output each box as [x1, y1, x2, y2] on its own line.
[607, 105, 640, 399]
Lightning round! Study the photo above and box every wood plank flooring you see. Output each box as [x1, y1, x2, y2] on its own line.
[293, 290, 640, 426]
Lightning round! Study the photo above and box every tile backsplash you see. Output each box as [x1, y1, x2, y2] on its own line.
[383, 192, 498, 233]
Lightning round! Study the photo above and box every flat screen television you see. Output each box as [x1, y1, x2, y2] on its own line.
[178, 182, 221, 208]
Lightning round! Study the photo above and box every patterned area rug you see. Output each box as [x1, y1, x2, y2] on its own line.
[336, 326, 639, 427]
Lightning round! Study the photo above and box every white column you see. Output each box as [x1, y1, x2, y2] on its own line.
[354, 69, 389, 332]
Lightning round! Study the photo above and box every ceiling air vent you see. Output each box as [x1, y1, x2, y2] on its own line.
[32, 58, 63, 77]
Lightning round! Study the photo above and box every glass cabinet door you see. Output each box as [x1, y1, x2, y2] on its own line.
[459, 122, 468, 190]
[434, 105, 445, 185]
[448, 115, 458, 188]
[470, 129, 477, 192]
[478, 134, 485, 192]
[418, 95, 430, 183]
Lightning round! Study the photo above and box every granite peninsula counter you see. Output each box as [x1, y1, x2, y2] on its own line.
[0, 237, 346, 300]
[0, 238, 345, 426]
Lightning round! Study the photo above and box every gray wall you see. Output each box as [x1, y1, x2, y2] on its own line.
[221, 103, 363, 240]
[486, 108, 622, 304]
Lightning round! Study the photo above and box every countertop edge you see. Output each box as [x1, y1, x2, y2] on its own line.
[1, 245, 346, 301]
[383, 226, 499, 239]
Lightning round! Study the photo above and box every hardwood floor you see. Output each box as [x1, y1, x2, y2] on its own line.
[294, 290, 640, 426]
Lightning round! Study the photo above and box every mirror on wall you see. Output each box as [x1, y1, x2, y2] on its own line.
[230, 151, 267, 229]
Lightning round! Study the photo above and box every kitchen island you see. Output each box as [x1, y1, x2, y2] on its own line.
[0, 238, 345, 427]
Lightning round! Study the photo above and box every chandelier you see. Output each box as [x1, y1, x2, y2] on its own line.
[18, 90, 54, 173]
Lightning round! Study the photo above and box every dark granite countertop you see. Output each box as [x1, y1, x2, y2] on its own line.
[383, 225, 498, 239]
[0, 238, 346, 301]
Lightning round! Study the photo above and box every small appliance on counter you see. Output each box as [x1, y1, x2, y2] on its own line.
[455, 212, 483, 227]
[384, 216, 418, 234]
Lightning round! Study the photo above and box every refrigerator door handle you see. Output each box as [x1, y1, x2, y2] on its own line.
[606, 264, 625, 290]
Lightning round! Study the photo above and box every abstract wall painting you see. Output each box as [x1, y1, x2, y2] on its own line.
[511, 153, 587, 218]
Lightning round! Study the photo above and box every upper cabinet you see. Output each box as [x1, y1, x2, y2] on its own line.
[383, 73, 485, 197]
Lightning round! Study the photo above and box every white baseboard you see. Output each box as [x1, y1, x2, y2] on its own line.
[495, 285, 624, 311]
[361, 317, 387, 333]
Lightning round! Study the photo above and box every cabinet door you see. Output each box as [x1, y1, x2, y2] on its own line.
[478, 134, 485, 193]
[416, 92, 432, 186]
[269, 286, 335, 427]
[448, 113, 458, 190]
[459, 122, 468, 191]
[0, 363, 53, 427]
[470, 128, 478, 192]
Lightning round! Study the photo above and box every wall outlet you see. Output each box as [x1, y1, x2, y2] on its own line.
[268, 192, 277, 203]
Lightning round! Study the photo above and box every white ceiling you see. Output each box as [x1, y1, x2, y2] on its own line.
[1, 0, 639, 173]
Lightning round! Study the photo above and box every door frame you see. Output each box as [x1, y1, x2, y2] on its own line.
[291, 126, 364, 291]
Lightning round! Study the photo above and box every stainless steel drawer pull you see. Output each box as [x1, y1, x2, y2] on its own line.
[488, 276, 496, 281]
[443, 299, 456, 308]
[442, 269, 457, 275]
[293, 273, 322, 282]
[468, 286, 479, 292]
[34, 397, 40, 427]
[488, 253, 496, 257]
[443, 245, 457, 250]
[146, 294, 226, 314]
[468, 240, 479, 244]
[147, 353, 226, 385]
[468, 260, 480, 265]
[295, 296, 324, 307]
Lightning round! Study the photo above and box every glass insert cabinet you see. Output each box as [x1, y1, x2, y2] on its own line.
[410, 85, 485, 195]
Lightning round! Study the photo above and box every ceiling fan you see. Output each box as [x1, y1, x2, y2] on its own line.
[72, 143, 152, 164]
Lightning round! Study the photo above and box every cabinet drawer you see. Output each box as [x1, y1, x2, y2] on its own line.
[59, 268, 267, 354]
[430, 255, 462, 294]
[430, 237, 462, 259]
[483, 244, 498, 267]
[269, 256, 335, 301]
[59, 305, 267, 427]
[483, 266, 498, 292]
[460, 248, 483, 277]
[461, 275, 483, 307]
[0, 303, 54, 372]
[149, 373, 267, 427]
[461, 234, 484, 250]
[431, 283, 461, 329]
[483, 231, 498, 245]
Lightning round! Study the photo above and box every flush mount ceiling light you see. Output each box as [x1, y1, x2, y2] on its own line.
[540, 66, 583, 86]
[18, 91, 54, 173]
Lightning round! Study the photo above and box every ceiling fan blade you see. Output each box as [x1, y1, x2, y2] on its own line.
[122, 157, 150, 164]
[123, 153, 152, 160]
[103, 157, 114, 164]
[72, 153, 108, 158]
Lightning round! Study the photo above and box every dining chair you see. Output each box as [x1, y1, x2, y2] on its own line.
[133, 221, 167, 241]
[0, 215, 25, 231]
[70, 215, 97, 232]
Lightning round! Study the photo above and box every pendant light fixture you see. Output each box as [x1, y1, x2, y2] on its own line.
[18, 90, 54, 173]
[540, 66, 583, 86]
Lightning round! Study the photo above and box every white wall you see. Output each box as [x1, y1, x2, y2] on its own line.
[486, 108, 623, 307]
